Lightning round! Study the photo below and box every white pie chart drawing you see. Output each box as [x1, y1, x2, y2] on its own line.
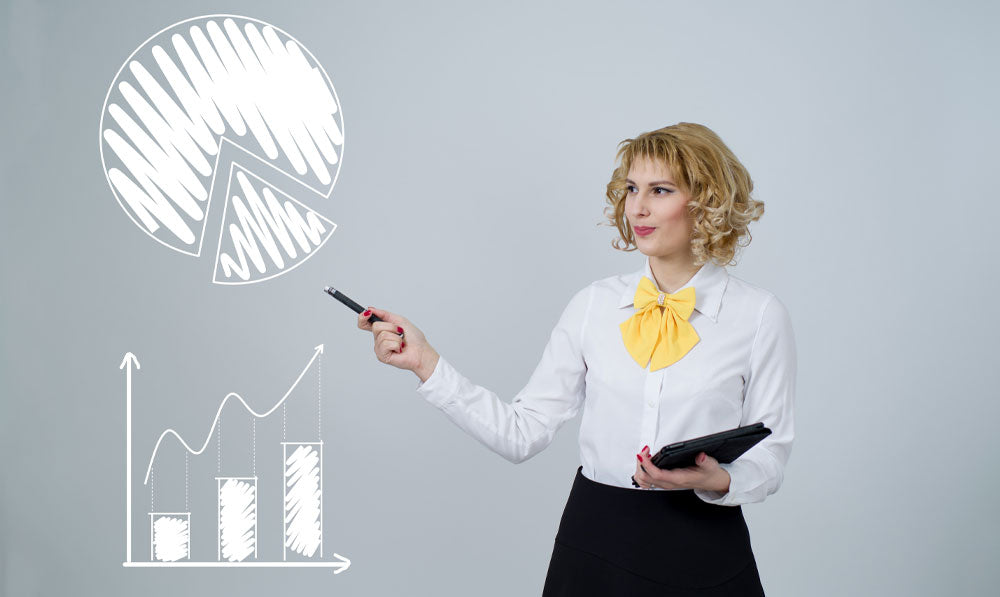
[99, 14, 343, 285]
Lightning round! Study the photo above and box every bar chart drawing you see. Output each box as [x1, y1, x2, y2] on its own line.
[150, 513, 191, 562]
[217, 477, 257, 562]
[121, 346, 350, 572]
[282, 442, 323, 560]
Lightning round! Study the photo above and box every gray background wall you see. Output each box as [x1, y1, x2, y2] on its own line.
[2, 0, 998, 595]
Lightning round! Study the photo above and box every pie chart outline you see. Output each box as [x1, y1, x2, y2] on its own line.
[211, 159, 339, 285]
[98, 13, 344, 281]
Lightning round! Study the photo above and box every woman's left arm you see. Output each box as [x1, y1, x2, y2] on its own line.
[693, 294, 797, 506]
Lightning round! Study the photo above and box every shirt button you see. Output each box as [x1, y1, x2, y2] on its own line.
[647, 400, 655, 407]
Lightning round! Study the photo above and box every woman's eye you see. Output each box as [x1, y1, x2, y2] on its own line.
[626, 185, 672, 195]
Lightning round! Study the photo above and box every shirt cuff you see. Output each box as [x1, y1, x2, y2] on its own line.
[414, 354, 456, 409]
[693, 462, 737, 506]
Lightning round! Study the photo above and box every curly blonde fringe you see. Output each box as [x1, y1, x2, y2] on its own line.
[599, 122, 765, 267]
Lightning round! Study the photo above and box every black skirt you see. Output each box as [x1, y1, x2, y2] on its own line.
[542, 466, 765, 596]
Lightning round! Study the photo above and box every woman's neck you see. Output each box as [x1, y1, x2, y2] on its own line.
[649, 253, 702, 294]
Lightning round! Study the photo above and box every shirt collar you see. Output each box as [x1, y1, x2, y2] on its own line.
[617, 256, 729, 322]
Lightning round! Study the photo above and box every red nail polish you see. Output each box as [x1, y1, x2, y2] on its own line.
[401, 342, 405, 349]
[642, 445, 649, 453]
[637, 454, 642, 462]
[362, 310, 371, 317]
[397, 326, 403, 333]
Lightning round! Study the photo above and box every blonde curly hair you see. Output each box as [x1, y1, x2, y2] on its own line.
[601, 122, 764, 267]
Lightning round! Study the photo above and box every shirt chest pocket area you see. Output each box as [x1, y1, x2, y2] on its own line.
[660, 368, 745, 417]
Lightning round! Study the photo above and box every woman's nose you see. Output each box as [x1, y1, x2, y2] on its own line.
[631, 190, 652, 209]
[630, 199, 650, 218]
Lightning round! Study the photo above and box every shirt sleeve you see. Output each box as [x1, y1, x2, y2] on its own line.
[414, 284, 592, 464]
[694, 293, 797, 506]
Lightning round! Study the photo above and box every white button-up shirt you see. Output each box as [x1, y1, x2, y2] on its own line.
[415, 257, 796, 506]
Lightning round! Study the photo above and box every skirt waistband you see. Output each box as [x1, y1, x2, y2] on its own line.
[553, 466, 756, 589]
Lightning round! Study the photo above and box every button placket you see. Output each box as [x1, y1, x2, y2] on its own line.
[640, 365, 666, 450]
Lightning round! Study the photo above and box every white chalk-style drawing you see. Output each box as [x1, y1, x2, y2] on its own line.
[150, 513, 191, 562]
[218, 477, 258, 562]
[100, 14, 343, 284]
[214, 166, 335, 284]
[282, 442, 323, 559]
[121, 347, 350, 571]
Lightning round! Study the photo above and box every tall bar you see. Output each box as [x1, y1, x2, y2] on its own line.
[281, 441, 323, 560]
[216, 476, 258, 562]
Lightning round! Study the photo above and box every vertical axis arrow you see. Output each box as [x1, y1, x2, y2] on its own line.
[120, 352, 140, 564]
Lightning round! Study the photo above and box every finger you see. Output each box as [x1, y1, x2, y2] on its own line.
[377, 334, 403, 356]
[638, 451, 660, 478]
[635, 453, 657, 489]
[375, 339, 399, 365]
[358, 307, 375, 330]
[636, 446, 653, 487]
[368, 306, 401, 325]
[373, 322, 405, 338]
[375, 328, 405, 347]
[696, 452, 718, 468]
[375, 321, 406, 336]
[640, 451, 678, 489]
[633, 464, 651, 488]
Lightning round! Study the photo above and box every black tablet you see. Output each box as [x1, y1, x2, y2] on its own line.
[631, 422, 771, 487]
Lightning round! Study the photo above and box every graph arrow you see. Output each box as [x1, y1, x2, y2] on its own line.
[122, 552, 350, 571]
[120, 351, 141, 564]
[331, 552, 351, 574]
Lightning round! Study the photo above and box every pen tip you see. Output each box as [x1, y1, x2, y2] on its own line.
[324, 286, 333, 293]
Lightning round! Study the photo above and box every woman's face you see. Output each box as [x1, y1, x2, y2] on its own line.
[624, 156, 694, 258]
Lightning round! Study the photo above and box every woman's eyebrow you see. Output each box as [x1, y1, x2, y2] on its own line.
[626, 178, 676, 186]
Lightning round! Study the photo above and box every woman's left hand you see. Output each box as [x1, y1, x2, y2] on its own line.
[633, 446, 730, 492]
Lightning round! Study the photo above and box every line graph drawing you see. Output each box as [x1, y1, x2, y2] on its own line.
[121, 346, 350, 572]
[139, 345, 323, 485]
[100, 15, 343, 284]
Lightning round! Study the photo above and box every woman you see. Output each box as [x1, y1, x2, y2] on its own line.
[358, 122, 796, 595]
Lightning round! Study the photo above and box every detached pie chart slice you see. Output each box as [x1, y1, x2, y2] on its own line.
[99, 15, 343, 284]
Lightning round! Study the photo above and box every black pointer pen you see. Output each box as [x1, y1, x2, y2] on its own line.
[324, 286, 403, 335]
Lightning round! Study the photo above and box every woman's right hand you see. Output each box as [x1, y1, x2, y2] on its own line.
[357, 306, 440, 382]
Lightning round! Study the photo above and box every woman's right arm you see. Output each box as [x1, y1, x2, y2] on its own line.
[360, 285, 593, 464]
[413, 348, 440, 383]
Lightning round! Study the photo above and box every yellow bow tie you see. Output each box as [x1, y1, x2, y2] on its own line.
[619, 276, 700, 371]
